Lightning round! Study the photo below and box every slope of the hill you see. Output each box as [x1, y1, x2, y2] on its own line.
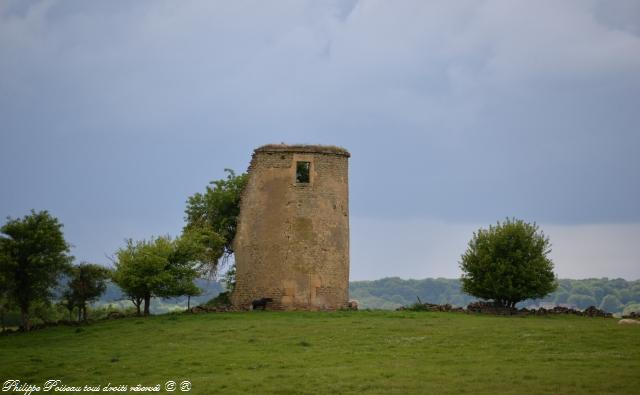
[1, 311, 638, 394]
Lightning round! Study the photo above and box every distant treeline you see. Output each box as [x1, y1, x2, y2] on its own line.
[4, 277, 638, 328]
[350, 277, 640, 314]
[90, 277, 640, 315]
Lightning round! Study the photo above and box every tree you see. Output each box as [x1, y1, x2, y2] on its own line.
[0, 271, 11, 332]
[111, 235, 201, 316]
[184, 169, 248, 278]
[459, 218, 557, 308]
[66, 263, 110, 321]
[60, 288, 77, 321]
[183, 283, 202, 311]
[0, 210, 72, 331]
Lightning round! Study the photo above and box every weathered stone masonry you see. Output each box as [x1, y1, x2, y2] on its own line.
[231, 144, 350, 310]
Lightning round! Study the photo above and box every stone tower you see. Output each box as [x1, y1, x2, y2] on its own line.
[231, 144, 350, 310]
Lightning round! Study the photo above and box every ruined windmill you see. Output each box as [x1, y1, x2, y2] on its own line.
[231, 144, 350, 310]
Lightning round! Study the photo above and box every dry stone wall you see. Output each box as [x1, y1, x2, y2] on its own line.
[231, 144, 350, 310]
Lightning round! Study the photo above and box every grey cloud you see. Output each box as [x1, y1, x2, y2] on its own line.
[351, 218, 640, 280]
[1, 1, 639, 272]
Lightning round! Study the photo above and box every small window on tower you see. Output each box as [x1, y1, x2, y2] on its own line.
[296, 161, 310, 183]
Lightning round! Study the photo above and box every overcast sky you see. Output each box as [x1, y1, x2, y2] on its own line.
[1, 0, 639, 280]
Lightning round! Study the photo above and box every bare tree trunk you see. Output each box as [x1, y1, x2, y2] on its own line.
[143, 294, 151, 316]
[130, 297, 142, 316]
[187, 295, 191, 311]
[20, 309, 30, 332]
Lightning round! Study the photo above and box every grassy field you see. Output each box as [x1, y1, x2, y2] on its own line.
[1, 311, 639, 394]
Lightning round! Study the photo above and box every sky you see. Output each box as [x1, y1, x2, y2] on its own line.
[1, 0, 639, 281]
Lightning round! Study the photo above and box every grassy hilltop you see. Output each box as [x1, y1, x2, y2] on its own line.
[1, 311, 639, 394]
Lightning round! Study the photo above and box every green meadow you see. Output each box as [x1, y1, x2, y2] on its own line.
[1, 311, 639, 394]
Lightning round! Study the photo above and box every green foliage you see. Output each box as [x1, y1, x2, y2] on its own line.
[59, 288, 77, 322]
[180, 225, 226, 277]
[571, 284, 594, 297]
[0, 210, 72, 330]
[350, 277, 476, 310]
[567, 294, 597, 310]
[0, 308, 21, 329]
[203, 291, 231, 307]
[90, 279, 223, 315]
[599, 294, 623, 313]
[350, 277, 640, 313]
[622, 303, 640, 316]
[31, 299, 67, 324]
[66, 263, 111, 321]
[224, 264, 236, 292]
[404, 302, 431, 311]
[184, 169, 248, 278]
[617, 288, 634, 304]
[0, 270, 12, 331]
[111, 236, 202, 315]
[553, 289, 570, 304]
[88, 304, 138, 320]
[2, 312, 639, 393]
[460, 218, 557, 307]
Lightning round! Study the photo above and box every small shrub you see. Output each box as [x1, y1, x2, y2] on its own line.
[405, 303, 430, 311]
[203, 291, 231, 307]
[89, 304, 135, 320]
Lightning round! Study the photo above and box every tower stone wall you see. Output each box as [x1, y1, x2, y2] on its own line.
[231, 144, 350, 310]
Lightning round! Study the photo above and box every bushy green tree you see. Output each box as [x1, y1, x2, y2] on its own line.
[0, 210, 72, 330]
[0, 271, 11, 332]
[184, 169, 248, 281]
[59, 288, 77, 321]
[183, 283, 202, 310]
[112, 235, 202, 316]
[460, 218, 557, 308]
[67, 263, 110, 321]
